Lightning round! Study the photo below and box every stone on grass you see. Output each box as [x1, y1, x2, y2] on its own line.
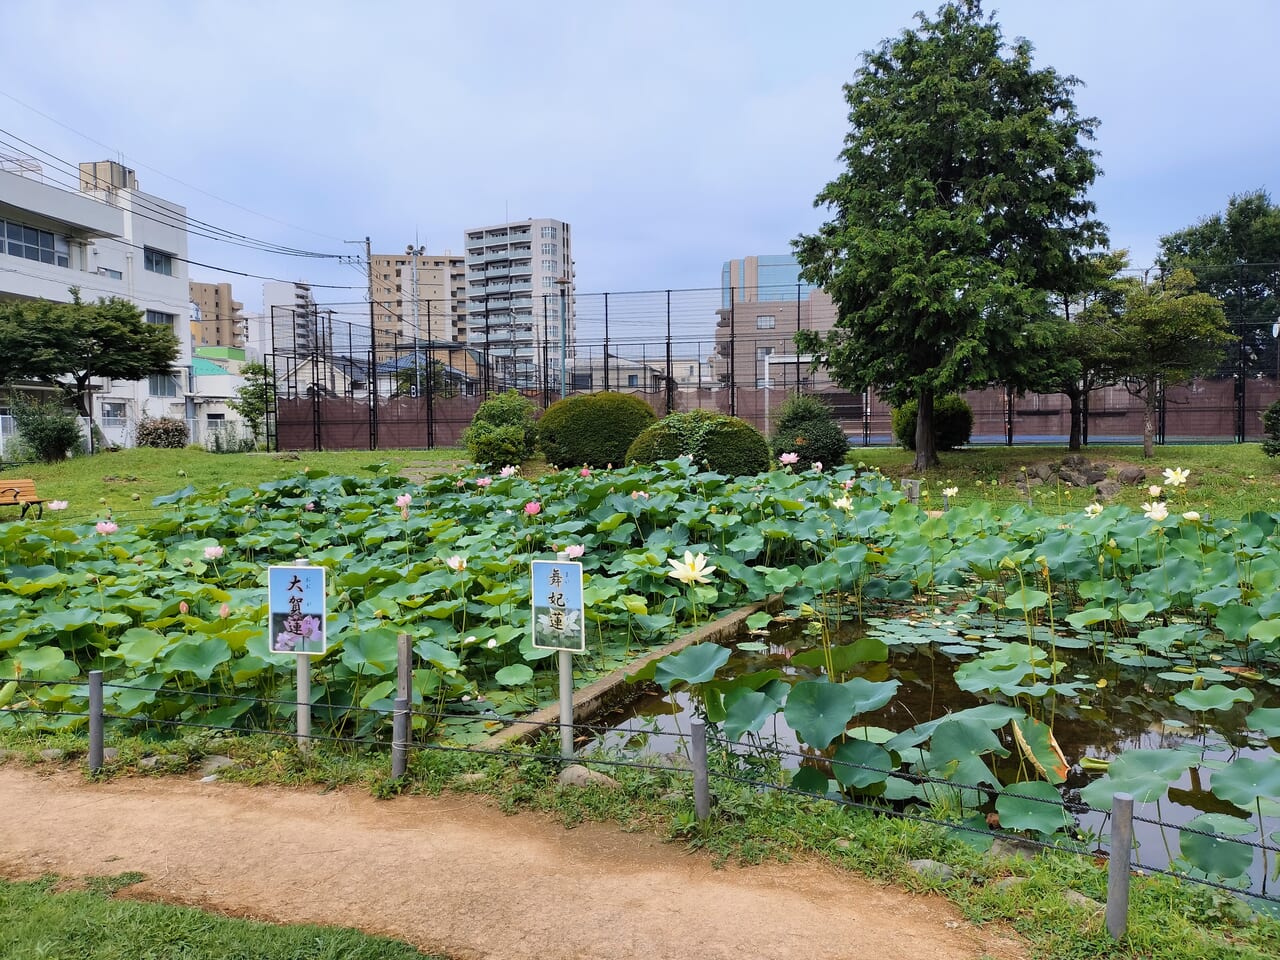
[558, 764, 619, 789]
[990, 836, 1041, 861]
[198, 755, 235, 776]
[456, 772, 487, 786]
[908, 858, 955, 881]
[1094, 479, 1122, 500]
[1061, 888, 1102, 911]
[39, 748, 64, 762]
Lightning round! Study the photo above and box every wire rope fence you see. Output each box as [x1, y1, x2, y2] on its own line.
[6, 663, 1279, 941]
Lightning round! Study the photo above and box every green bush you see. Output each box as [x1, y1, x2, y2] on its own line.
[464, 390, 538, 465]
[8, 395, 83, 463]
[1263, 399, 1280, 457]
[626, 410, 769, 476]
[537, 392, 656, 468]
[771, 393, 848, 469]
[135, 416, 189, 449]
[892, 395, 973, 451]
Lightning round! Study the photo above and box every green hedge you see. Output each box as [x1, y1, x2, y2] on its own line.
[626, 410, 769, 476]
[537, 392, 656, 468]
[464, 390, 538, 466]
[771, 393, 848, 468]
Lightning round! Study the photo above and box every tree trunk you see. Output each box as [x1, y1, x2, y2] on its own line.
[913, 385, 939, 471]
[1066, 385, 1083, 451]
[1142, 379, 1156, 459]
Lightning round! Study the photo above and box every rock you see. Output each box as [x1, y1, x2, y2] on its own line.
[199, 774, 220, 783]
[1062, 454, 1088, 469]
[1095, 479, 1123, 500]
[1117, 466, 1147, 485]
[138, 756, 160, 769]
[1061, 888, 1102, 911]
[557, 764, 620, 789]
[995, 877, 1027, 893]
[653, 751, 692, 770]
[1032, 463, 1055, 482]
[990, 837, 1041, 861]
[198, 755, 235, 776]
[455, 772, 487, 785]
[908, 858, 955, 881]
[1026, 476, 1044, 487]
[834, 838, 852, 850]
[39, 748, 64, 762]
[1058, 468, 1089, 488]
[102, 747, 118, 763]
[1085, 467, 1108, 484]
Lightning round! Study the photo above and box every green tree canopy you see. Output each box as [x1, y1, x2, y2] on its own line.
[1157, 189, 1280, 378]
[228, 360, 277, 445]
[794, 0, 1106, 469]
[0, 292, 179, 418]
[1112, 268, 1234, 457]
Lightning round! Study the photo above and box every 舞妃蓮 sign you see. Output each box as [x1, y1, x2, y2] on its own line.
[530, 559, 585, 652]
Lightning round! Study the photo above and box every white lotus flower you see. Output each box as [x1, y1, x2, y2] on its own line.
[1162, 467, 1190, 488]
[1084, 503, 1103, 518]
[1142, 501, 1169, 522]
[667, 550, 717, 585]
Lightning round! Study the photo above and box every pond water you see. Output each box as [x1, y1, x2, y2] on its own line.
[593, 613, 1280, 901]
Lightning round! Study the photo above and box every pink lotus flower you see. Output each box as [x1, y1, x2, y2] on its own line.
[779, 452, 799, 466]
[500, 465, 518, 478]
[812, 461, 823, 473]
[395, 493, 412, 508]
[48, 500, 68, 511]
[95, 520, 117, 535]
[204, 545, 224, 560]
[579, 467, 591, 477]
[476, 477, 492, 487]
[445, 555, 466, 572]
[219, 603, 231, 619]
[564, 544, 585, 559]
[304, 502, 315, 511]
[524, 501, 541, 516]
[179, 601, 189, 615]
[631, 490, 649, 500]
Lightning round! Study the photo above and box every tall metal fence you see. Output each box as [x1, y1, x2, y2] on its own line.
[265, 276, 1280, 451]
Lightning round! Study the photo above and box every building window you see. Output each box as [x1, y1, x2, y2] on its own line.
[541, 243, 557, 255]
[540, 226, 557, 239]
[144, 247, 174, 275]
[101, 268, 123, 280]
[146, 310, 175, 330]
[756, 315, 776, 330]
[542, 277, 555, 289]
[627, 374, 638, 387]
[542, 259, 557, 273]
[100, 401, 127, 427]
[756, 346, 774, 360]
[148, 373, 177, 397]
[2, 219, 70, 266]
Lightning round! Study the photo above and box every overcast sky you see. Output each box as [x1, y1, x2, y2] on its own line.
[1, 0, 1276, 318]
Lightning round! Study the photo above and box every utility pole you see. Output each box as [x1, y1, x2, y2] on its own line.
[346, 236, 377, 449]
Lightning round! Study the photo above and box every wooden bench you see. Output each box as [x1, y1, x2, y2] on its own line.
[0, 479, 46, 519]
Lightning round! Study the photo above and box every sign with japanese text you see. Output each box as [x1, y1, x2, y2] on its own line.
[268, 564, 328, 655]
[530, 559, 585, 652]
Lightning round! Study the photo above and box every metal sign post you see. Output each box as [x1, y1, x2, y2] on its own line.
[268, 559, 328, 752]
[531, 554, 585, 760]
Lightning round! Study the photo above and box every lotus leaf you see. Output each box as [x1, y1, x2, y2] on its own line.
[1246, 619, 1280, 645]
[1011, 715, 1069, 784]
[722, 689, 779, 741]
[654, 643, 731, 690]
[792, 637, 890, 673]
[1117, 601, 1155, 623]
[1172, 684, 1255, 712]
[783, 679, 861, 749]
[1245, 706, 1280, 737]
[1178, 813, 1256, 879]
[1003, 587, 1049, 613]
[790, 765, 830, 795]
[925, 717, 1008, 788]
[494, 664, 534, 687]
[745, 612, 773, 631]
[1210, 756, 1280, 810]
[5, 645, 65, 677]
[339, 628, 400, 674]
[1079, 749, 1197, 808]
[832, 739, 895, 789]
[160, 637, 232, 681]
[995, 781, 1071, 834]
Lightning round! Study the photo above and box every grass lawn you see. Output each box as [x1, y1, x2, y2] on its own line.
[0, 875, 440, 959]
[850, 443, 1280, 516]
[0, 447, 463, 525]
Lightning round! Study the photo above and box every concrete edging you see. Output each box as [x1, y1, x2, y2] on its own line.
[482, 599, 776, 750]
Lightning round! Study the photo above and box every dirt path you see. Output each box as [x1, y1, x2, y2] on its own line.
[0, 768, 1025, 960]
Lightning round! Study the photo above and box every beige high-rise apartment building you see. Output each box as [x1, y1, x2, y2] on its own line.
[369, 250, 467, 351]
[189, 281, 246, 348]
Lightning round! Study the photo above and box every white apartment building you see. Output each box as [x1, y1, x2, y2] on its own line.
[0, 159, 230, 450]
[464, 218, 574, 390]
[259, 280, 321, 357]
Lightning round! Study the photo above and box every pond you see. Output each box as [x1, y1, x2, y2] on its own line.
[595, 607, 1280, 901]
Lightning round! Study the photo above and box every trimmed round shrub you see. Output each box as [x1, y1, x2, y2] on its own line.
[773, 419, 848, 470]
[626, 410, 769, 476]
[771, 393, 848, 469]
[135, 416, 189, 449]
[464, 390, 538, 465]
[537, 392, 656, 468]
[891, 395, 973, 451]
[1263, 399, 1280, 458]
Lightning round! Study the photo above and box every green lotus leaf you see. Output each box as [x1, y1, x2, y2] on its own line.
[1117, 601, 1155, 623]
[744, 612, 773, 631]
[35, 607, 100, 633]
[5, 645, 65, 677]
[1245, 706, 1280, 737]
[1215, 604, 1261, 643]
[494, 664, 534, 687]
[110, 674, 165, 713]
[722, 689, 778, 741]
[1210, 757, 1280, 810]
[792, 637, 890, 672]
[832, 739, 895, 790]
[1178, 813, 1255, 879]
[654, 643, 731, 690]
[1011, 714, 1069, 784]
[111, 627, 170, 666]
[995, 781, 1071, 835]
[790, 765, 830, 795]
[783, 679, 860, 749]
[843, 676, 900, 713]
[413, 639, 460, 672]
[1064, 607, 1111, 630]
[1172, 684, 1255, 712]
[1246, 618, 1280, 645]
[1004, 587, 1049, 613]
[339, 628, 400, 675]
[1080, 749, 1197, 808]
[160, 637, 233, 681]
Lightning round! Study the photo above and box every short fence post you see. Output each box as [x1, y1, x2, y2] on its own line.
[1106, 792, 1134, 941]
[691, 718, 710, 821]
[392, 696, 409, 779]
[902, 479, 920, 505]
[88, 670, 104, 773]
